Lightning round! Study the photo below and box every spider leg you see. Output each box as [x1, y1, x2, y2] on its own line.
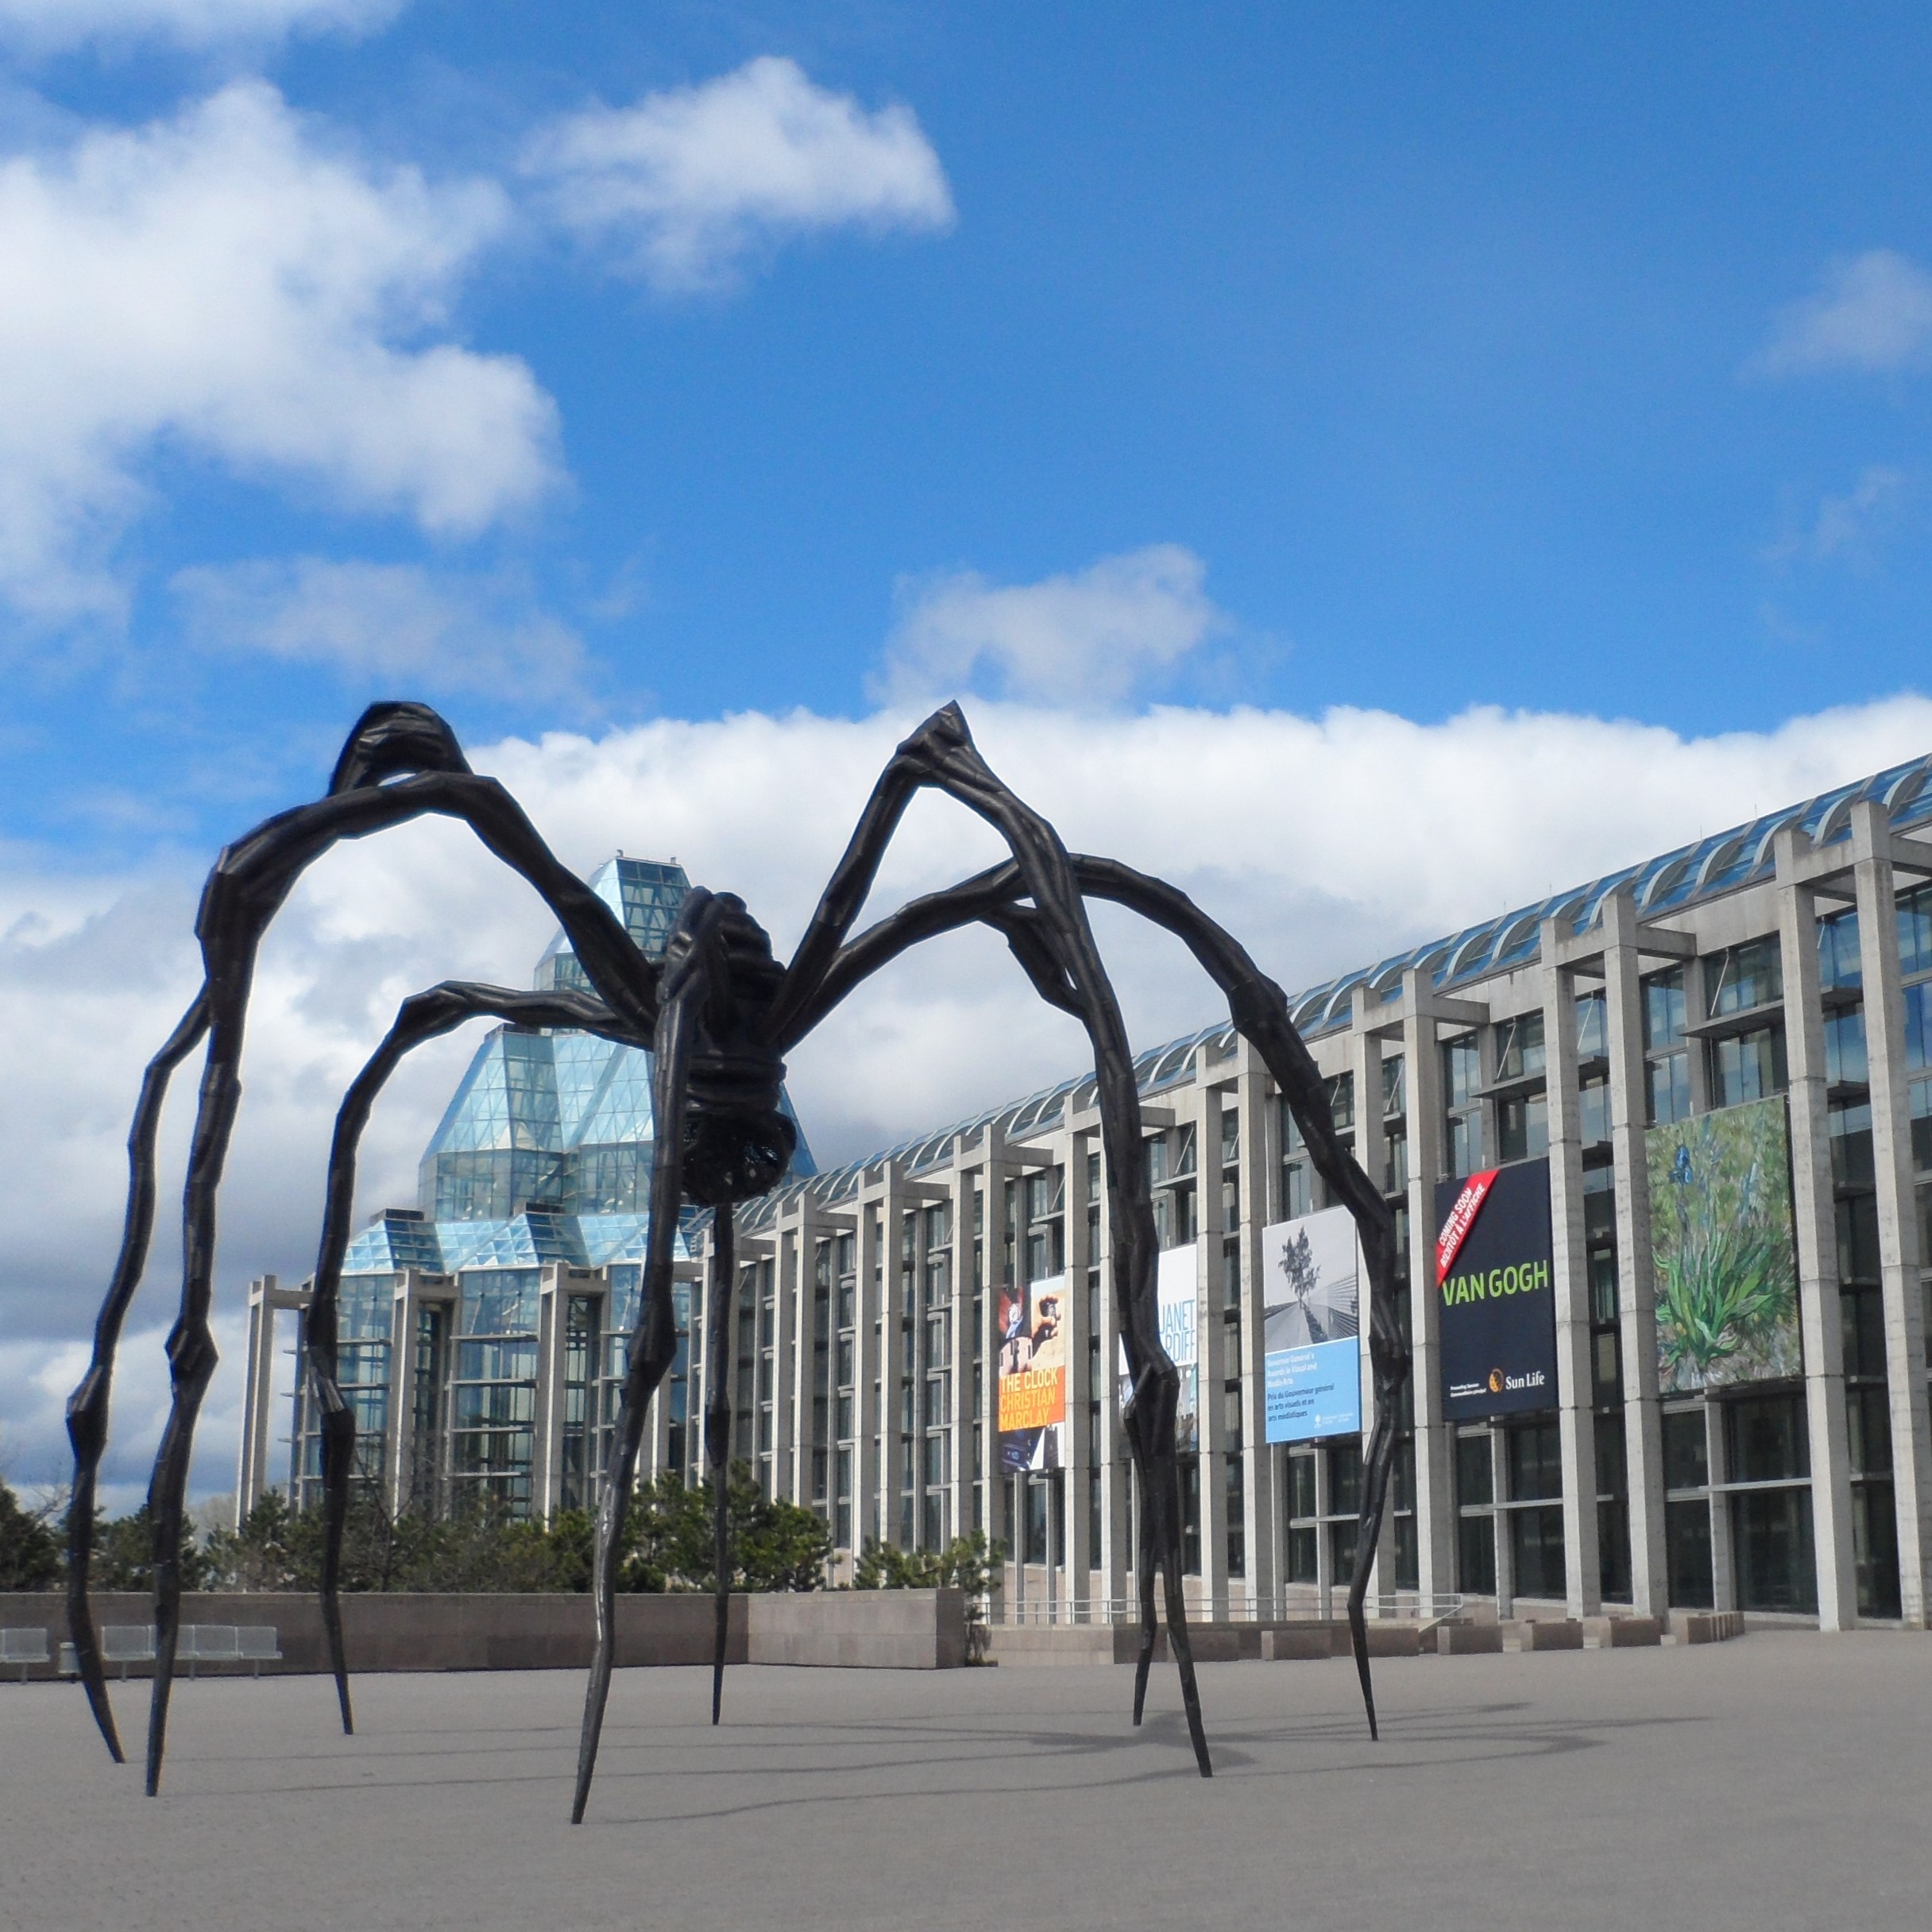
[307, 983, 637, 1738]
[573, 897, 725, 1824]
[80, 705, 660, 1795]
[1129, 1445, 1158, 1724]
[770, 708, 1212, 1776]
[1068, 856, 1408, 1739]
[145, 1005, 245, 1795]
[705, 1201, 735, 1725]
[65, 992, 211, 1765]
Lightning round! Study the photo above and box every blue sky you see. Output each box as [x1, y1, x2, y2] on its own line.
[6, 2, 1932, 1503]
[5, 2, 1932, 861]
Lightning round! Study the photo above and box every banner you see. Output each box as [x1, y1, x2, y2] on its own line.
[1110, 1245, 1200, 1451]
[1648, 1096, 1799, 1394]
[998, 1273, 1067, 1473]
[1262, 1205, 1362, 1443]
[1435, 1157, 1558, 1420]
[1157, 1243, 1199, 1452]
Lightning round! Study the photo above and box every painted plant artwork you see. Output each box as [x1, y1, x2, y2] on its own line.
[1648, 1095, 1801, 1394]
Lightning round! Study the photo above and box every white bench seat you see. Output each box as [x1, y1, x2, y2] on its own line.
[2, 1625, 51, 1680]
[56, 1622, 282, 1679]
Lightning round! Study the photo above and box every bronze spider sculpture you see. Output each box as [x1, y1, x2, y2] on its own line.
[66, 698, 1409, 1818]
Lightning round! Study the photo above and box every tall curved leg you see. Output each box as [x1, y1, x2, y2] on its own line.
[791, 842, 1412, 1745]
[307, 983, 638, 1738]
[771, 706, 1212, 1776]
[72, 703, 664, 1791]
[705, 1203, 736, 1725]
[1130, 1461, 1158, 1725]
[147, 1029, 245, 1795]
[573, 903, 721, 1824]
[65, 994, 211, 1765]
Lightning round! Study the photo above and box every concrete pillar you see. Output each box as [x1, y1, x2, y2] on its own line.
[1199, 1084, 1230, 1619]
[237, 1273, 305, 1521]
[1851, 805, 1932, 1624]
[1774, 834, 1859, 1629]
[1234, 1053, 1273, 1617]
[532, 1265, 570, 1523]
[1347, 1014, 1388, 1607]
[1064, 1126, 1095, 1605]
[1542, 922, 1602, 1615]
[1599, 889, 1668, 1616]
[1401, 970, 1455, 1605]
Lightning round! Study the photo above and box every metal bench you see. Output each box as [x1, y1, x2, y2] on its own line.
[57, 1623, 282, 1679]
[57, 1625, 156, 1681]
[2, 1626, 50, 1682]
[180, 1625, 284, 1677]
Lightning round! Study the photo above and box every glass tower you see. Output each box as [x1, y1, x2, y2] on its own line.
[288, 857, 813, 1518]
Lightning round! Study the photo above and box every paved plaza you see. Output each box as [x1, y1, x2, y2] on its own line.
[2, 1634, 1928, 1932]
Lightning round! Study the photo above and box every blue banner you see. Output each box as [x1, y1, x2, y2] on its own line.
[1265, 1335, 1362, 1443]
[1261, 1206, 1361, 1444]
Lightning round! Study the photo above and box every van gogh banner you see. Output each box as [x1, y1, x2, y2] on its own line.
[1435, 1157, 1558, 1420]
[1648, 1096, 1799, 1394]
[1262, 1206, 1362, 1443]
[998, 1273, 1067, 1473]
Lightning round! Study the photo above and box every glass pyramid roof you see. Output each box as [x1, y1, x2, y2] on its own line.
[535, 856, 690, 994]
[349, 853, 814, 1280]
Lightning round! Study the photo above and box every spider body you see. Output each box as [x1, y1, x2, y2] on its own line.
[661, 888, 798, 1206]
[66, 697, 1409, 1819]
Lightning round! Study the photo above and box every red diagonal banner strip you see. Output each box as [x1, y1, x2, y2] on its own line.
[1436, 1168, 1500, 1284]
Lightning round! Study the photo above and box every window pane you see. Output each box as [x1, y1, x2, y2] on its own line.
[1662, 1408, 1708, 1491]
[1666, 1498, 1714, 1607]
[1648, 1051, 1690, 1125]
[1823, 1008, 1868, 1087]
[1829, 1100, 1875, 1191]
[1507, 1420, 1563, 1501]
[1817, 909, 1861, 991]
[1455, 1431, 1493, 1507]
[1706, 938, 1783, 1018]
[1644, 969, 1686, 1049]
[1575, 991, 1607, 1060]
[1511, 1505, 1565, 1598]
[1733, 1488, 1818, 1613]
[1725, 1394, 1810, 1483]
[1458, 1513, 1496, 1595]
[1898, 883, 1932, 979]
[1579, 1077, 1611, 1146]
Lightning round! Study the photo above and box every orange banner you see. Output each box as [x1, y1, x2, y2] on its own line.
[998, 1363, 1066, 1433]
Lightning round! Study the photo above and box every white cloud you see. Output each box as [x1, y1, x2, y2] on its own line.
[524, 55, 954, 292]
[0, 83, 559, 621]
[7, 692, 1930, 1505]
[172, 557, 590, 700]
[0, 0, 401, 51]
[1754, 249, 1932, 376]
[875, 545, 1224, 707]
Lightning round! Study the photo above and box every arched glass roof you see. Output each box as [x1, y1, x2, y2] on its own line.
[733, 750, 1932, 1235]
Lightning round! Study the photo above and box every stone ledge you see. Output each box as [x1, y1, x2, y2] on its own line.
[0, 1587, 968, 1677]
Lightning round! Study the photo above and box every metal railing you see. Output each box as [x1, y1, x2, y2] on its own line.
[989, 1590, 1465, 1626]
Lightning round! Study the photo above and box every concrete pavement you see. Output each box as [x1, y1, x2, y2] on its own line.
[2, 1633, 1926, 1932]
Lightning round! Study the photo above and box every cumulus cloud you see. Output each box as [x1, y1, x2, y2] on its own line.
[0, 0, 402, 51]
[1754, 249, 1932, 376]
[172, 557, 590, 700]
[524, 55, 954, 292]
[6, 690, 1930, 1502]
[875, 544, 1224, 706]
[0, 82, 558, 621]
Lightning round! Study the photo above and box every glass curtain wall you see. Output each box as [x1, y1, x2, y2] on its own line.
[450, 1268, 540, 1515]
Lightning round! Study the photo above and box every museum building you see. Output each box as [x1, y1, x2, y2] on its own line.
[238, 758, 1932, 1631]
